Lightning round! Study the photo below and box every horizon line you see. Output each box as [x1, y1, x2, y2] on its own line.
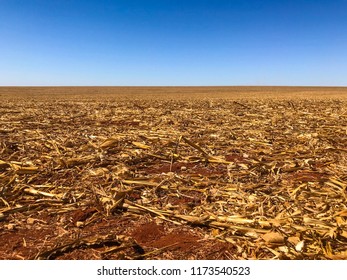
[1, 85, 347, 88]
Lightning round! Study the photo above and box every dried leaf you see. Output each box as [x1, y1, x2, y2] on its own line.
[132, 141, 150, 149]
[262, 232, 285, 244]
[295, 240, 305, 252]
[100, 138, 118, 148]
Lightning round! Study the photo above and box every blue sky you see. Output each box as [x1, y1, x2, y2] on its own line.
[1, 0, 346, 86]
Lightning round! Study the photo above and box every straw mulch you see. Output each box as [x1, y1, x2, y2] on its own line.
[1, 87, 347, 260]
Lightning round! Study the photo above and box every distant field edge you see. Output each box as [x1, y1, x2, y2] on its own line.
[1, 86, 347, 100]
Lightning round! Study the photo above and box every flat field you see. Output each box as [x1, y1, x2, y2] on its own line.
[1, 86, 347, 260]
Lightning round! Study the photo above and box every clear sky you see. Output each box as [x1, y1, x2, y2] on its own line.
[1, 0, 346, 86]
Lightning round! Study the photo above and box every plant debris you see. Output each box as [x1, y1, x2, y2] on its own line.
[1, 86, 347, 260]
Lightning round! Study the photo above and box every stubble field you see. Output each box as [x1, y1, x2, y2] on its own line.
[0, 86, 347, 260]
